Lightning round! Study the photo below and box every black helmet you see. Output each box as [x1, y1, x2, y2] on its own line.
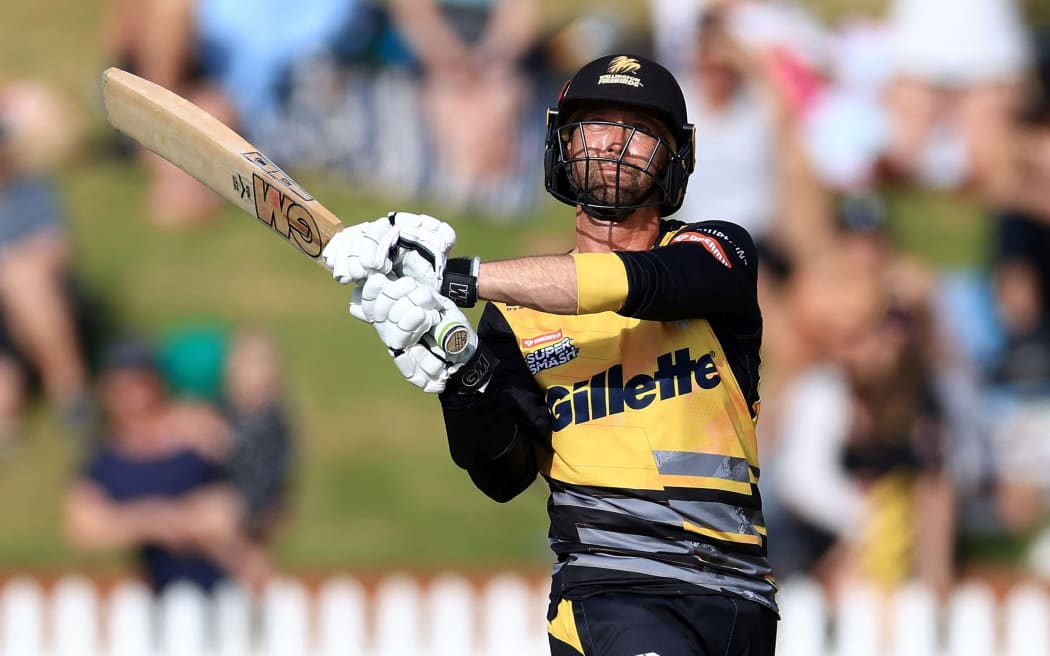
[544, 54, 695, 221]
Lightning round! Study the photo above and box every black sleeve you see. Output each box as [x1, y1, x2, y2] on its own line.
[616, 220, 759, 321]
[618, 221, 764, 419]
[438, 303, 552, 502]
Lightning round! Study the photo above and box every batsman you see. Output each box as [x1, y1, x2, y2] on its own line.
[323, 54, 778, 655]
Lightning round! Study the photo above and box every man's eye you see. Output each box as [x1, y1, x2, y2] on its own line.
[632, 125, 658, 139]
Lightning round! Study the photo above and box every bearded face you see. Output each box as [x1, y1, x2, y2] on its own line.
[559, 109, 671, 208]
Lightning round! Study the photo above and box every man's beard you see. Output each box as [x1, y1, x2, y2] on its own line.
[570, 158, 659, 207]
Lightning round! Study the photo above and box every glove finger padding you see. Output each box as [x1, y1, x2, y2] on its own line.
[322, 217, 402, 284]
[391, 212, 456, 245]
[322, 229, 358, 284]
[362, 220, 401, 272]
[372, 277, 443, 351]
[388, 212, 456, 290]
[371, 277, 425, 323]
[390, 343, 450, 393]
[398, 249, 444, 290]
[351, 272, 392, 324]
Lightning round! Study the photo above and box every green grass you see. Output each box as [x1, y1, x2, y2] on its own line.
[22, 157, 567, 576]
[0, 0, 564, 574]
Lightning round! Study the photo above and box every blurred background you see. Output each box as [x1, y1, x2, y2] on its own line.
[5, 0, 1050, 650]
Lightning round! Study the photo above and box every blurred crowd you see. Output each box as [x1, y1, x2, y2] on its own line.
[63, 327, 295, 594]
[1, 65, 298, 595]
[4, 0, 1050, 601]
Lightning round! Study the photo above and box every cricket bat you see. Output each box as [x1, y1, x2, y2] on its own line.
[101, 67, 471, 359]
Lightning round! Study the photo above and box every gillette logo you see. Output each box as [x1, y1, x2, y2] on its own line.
[546, 349, 721, 431]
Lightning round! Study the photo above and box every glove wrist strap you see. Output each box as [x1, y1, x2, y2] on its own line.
[442, 257, 480, 308]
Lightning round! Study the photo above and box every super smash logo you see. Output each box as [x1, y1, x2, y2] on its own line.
[523, 331, 579, 375]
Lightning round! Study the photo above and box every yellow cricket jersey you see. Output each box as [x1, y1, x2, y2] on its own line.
[440, 220, 777, 614]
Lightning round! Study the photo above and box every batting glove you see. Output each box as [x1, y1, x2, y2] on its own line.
[389, 342, 452, 393]
[387, 211, 457, 289]
[369, 276, 445, 351]
[348, 272, 388, 324]
[389, 212, 479, 308]
[322, 216, 402, 284]
[361, 276, 479, 393]
[389, 296, 478, 393]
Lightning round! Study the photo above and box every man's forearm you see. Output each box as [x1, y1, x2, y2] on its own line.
[477, 255, 578, 314]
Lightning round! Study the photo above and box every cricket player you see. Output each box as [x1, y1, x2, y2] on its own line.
[323, 53, 778, 655]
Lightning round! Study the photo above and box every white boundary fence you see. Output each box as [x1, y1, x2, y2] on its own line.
[1, 574, 1049, 656]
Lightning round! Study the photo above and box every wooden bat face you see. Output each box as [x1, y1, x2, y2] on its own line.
[101, 67, 339, 264]
[100, 67, 473, 360]
[240, 152, 324, 258]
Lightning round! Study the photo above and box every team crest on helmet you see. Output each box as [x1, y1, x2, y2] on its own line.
[599, 56, 643, 87]
[607, 56, 641, 75]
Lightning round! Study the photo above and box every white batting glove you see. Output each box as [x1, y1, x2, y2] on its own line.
[348, 272, 389, 324]
[390, 343, 452, 393]
[322, 216, 401, 284]
[388, 296, 478, 393]
[370, 276, 444, 351]
[387, 211, 456, 290]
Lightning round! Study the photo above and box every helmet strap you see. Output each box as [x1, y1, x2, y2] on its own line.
[581, 205, 633, 223]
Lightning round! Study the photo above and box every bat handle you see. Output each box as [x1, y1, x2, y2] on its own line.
[428, 316, 475, 364]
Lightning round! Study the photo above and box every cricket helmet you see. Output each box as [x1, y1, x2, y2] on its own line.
[544, 54, 695, 221]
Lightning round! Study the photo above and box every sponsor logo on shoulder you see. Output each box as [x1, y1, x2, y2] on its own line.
[672, 231, 732, 268]
[698, 226, 749, 266]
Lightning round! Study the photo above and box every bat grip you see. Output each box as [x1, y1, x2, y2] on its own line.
[427, 315, 475, 365]
[389, 239, 473, 363]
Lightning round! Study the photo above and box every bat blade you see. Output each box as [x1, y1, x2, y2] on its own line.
[100, 67, 473, 361]
[101, 66, 337, 263]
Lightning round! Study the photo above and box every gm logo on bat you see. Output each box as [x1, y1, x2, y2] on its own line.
[235, 152, 322, 258]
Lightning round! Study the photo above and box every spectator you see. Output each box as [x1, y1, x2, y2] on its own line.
[0, 80, 92, 444]
[764, 199, 956, 596]
[670, 3, 782, 245]
[103, 0, 235, 226]
[105, 0, 367, 226]
[1003, 28, 1050, 220]
[651, 2, 884, 234]
[651, 0, 842, 261]
[968, 47, 1050, 567]
[222, 329, 296, 542]
[883, 0, 1032, 201]
[983, 208, 1050, 538]
[387, 0, 542, 218]
[647, 0, 707, 77]
[63, 337, 270, 593]
[158, 323, 296, 542]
